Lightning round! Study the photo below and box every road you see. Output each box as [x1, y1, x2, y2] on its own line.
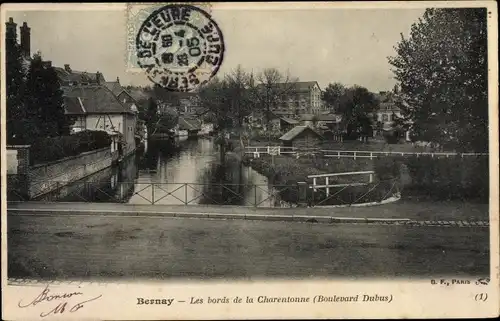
[7, 214, 489, 281]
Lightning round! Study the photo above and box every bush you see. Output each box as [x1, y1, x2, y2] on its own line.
[374, 155, 488, 202]
[30, 130, 113, 165]
[384, 133, 400, 144]
[242, 155, 398, 206]
[374, 157, 401, 180]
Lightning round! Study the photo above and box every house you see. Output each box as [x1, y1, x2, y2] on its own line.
[316, 113, 342, 131]
[255, 81, 324, 118]
[63, 86, 137, 157]
[280, 117, 299, 132]
[279, 126, 323, 149]
[104, 77, 139, 113]
[54, 64, 105, 87]
[177, 116, 202, 137]
[178, 92, 204, 115]
[372, 91, 412, 140]
[374, 91, 402, 126]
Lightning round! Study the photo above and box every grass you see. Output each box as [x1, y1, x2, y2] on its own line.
[319, 140, 435, 153]
[243, 154, 373, 185]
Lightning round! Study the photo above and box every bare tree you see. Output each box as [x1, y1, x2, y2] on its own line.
[199, 65, 253, 163]
[224, 65, 253, 150]
[249, 68, 299, 134]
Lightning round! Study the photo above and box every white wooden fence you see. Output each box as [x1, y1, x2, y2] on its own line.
[244, 146, 488, 159]
[307, 171, 375, 196]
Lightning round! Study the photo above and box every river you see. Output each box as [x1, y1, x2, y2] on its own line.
[37, 137, 283, 207]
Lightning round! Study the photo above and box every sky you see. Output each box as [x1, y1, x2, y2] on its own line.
[6, 4, 425, 92]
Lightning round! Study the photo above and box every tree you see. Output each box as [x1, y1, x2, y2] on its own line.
[321, 82, 347, 113]
[152, 84, 180, 110]
[249, 68, 299, 132]
[224, 65, 254, 149]
[144, 97, 159, 136]
[22, 54, 71, 142]
[197, 66, 256, 163]
[5, 34, 26, 144]
[388, 8, 488, 152]
[199, 77, 232, 162]
[338, 86, 379, 141]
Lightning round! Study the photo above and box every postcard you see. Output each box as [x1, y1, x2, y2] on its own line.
[1, 1, 499, 320]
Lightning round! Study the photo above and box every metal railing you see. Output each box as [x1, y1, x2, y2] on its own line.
[308, 177, 401, 207]
[7, 179, 401, 208]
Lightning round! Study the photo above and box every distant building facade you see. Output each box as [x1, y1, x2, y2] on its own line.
[374, 91, 402, 123]
[256, 81, 324, 119]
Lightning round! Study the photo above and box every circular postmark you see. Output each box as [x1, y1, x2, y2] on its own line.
[135, 4, 224, 92]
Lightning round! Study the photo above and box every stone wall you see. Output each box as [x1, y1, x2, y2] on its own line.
[7, 146, 31, 200]
[25, 148, 113, 199]
[27, 147, 113, 198]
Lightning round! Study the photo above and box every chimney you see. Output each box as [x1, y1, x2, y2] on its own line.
[43, 60, 52, 68]
[20, 22, 31, 58]
[64, 64, 72, 73]
[5, 17, 17, 45]
[116, 76, 120, 83]
[96, 71, 102, 85]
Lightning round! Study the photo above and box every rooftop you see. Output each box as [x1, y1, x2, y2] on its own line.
[178, 116, 202, 131]
[279, 125, 322, 141]
[64, 85, 134, 115]
[256, 81, 321, 93]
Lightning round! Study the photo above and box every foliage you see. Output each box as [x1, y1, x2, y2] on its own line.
[141, 97, 158, 135]
[248, 68, 300, 128]
[373, 157, 401, 180]
[242, 155, 395, 206]
[5, 36, 25, 144]
[374, 155, 488, 201]
[30, 130, 113, 165]
[199, 66, 255, 161]
[199, 66, 254, 132]
[6, 51, 72, 144]
[25, 54, 71, 139]
[321, 83, 379, 141]
[338, 86, 379, 139]
[388, 8, 488, 152]
[321, 82, 347, 113]
[141, 97, 178, 135]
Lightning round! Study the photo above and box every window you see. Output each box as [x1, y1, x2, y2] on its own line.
[382, 114, 389, 122]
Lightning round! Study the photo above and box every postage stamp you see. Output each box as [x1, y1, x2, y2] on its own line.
[128, 3, 223, 91]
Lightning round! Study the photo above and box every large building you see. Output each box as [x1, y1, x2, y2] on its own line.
[256, 81, 324, 118]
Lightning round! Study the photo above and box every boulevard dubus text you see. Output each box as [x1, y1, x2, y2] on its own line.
[136, 294, 394, 306]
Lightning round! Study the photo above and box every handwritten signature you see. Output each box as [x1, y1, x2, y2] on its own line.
[18, 284, 102, 318]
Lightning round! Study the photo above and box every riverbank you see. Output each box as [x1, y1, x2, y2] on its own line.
[238, 153, 395, 206]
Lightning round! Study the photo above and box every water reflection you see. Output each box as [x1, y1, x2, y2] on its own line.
[34, 153, 139, 203]
[130, 138, 279, 207]
[36, 138, 284, 207]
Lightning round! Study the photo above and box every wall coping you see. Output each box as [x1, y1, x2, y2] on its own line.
[30, 147, 110, 169]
